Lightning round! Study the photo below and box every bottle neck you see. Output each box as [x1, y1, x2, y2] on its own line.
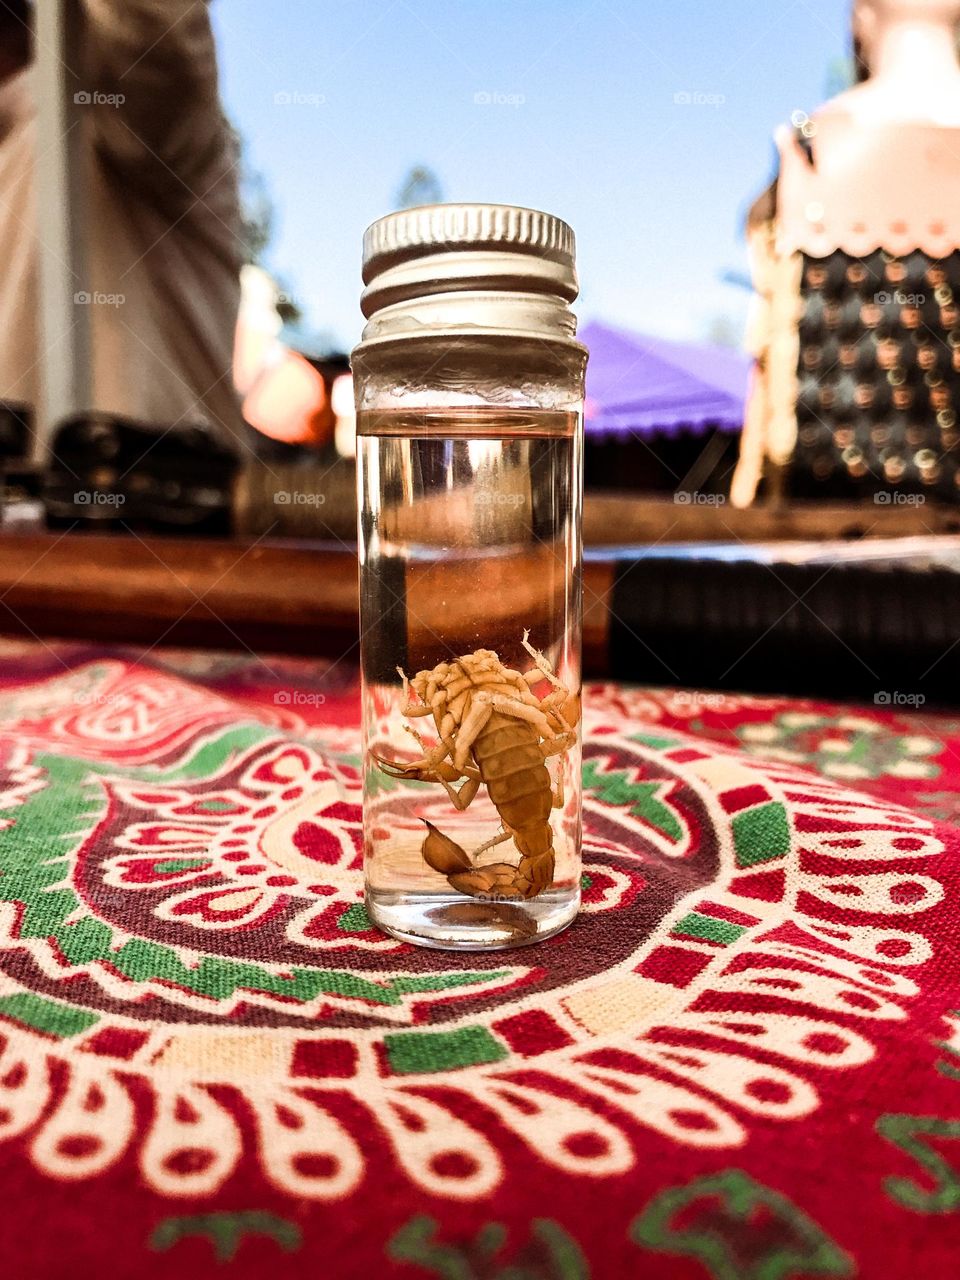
[356, 289, 581, 353]
[357, 245, 581, 355]
[351, 333, 587, 417]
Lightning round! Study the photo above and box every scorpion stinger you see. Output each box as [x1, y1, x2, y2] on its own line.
[374, 637, 577, 900]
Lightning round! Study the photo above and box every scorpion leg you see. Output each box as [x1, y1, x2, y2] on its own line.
[401, 722, 432, 754]
[542, 731, 576, 759]
[380, 748, 481, 811]
[521, 630, 567, 692]
[395, 667, 435, 718]
[538, 687, 571, 715]
[372, 732, 452, 780]
[471, 826, 514, 857]
[520, 634, 580, 737]
[442, 774, 482, 811]
[402, 715, 485, 877]
[509, 675, 542, 708]
[420, 772, 486, 880]
[537, 689, 577, 738]
[485, 694, 551, 731]
[420, 772, 485, 882]
[391, 727, 482, 808]
[451, 693, 493, 770]
[381, 700, 487, 884]
[379, 751, 482, 880]
[551, 771, 564, 809]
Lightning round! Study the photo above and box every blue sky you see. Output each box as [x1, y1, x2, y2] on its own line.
[212, 0, 853, 353]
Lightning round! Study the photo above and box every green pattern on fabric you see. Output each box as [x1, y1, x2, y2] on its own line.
[630, 732, 679, 750]
[732, 801, 791, 867]
[736, 712, 943, 781]
[877, 1114, 960, 1212]
[0, 992, 99, 1038]
[389, 1215, 588, 1279]
[337, 903, 373, 932]
[582, 759, 682, 842]
[364, 761, 402, 798]
[674, 911, 746, 945]
[631, 1168, 854, 1279]
[385, 1025, 509, 1074]
[935, 1013, 960, 1081]
[0, 730, 505, 1009]
[153, 858, 211, 874]
[150, 1211, 302, 1262]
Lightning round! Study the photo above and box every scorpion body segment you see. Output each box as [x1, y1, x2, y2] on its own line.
[466, 711, 556, 898]
[372, 633, 576, 900]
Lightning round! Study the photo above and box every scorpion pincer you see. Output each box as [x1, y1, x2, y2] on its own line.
[372, 632, 578, 900]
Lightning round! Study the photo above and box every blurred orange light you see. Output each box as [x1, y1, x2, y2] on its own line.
[331, 372, 356, 458]
[242, 352, 331, 445]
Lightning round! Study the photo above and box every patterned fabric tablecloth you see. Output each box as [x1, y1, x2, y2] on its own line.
[0, 640, 958, 1279]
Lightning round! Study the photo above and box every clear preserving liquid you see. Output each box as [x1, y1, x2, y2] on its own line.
[358, 408, 582, 949]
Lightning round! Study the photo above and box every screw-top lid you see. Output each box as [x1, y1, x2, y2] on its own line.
[362, 204, 577, 286]
[355, 203, 581, 349]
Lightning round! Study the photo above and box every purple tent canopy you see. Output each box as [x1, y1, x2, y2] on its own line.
[581, 320, 751, 440]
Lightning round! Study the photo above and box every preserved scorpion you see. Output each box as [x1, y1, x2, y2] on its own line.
[373, 632, 577, 899]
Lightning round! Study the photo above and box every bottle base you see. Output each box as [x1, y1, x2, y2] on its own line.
[366, 887, 580, 951]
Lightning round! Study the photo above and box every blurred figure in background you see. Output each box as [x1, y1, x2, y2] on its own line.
[731, 0, 960, 508]
[731, 28, 873, 509]
[0, 0, 247, 527]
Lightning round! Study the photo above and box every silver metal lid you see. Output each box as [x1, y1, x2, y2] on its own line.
[357, 203, 580, 347]
[363, 204, 576, 283]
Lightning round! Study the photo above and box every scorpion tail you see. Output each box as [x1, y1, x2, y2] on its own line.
[421, 822, 525, 897]
[448, 862, 525, 899]
[514, 850, 556, 899]
[444, 851, 555, 900]
[421, 821, 471, 875]
[421, 824, 556, 901]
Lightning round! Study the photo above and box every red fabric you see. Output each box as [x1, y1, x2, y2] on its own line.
[0, 641, 957, 1278]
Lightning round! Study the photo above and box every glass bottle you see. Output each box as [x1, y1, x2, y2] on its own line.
[352, 204, 586, 949]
